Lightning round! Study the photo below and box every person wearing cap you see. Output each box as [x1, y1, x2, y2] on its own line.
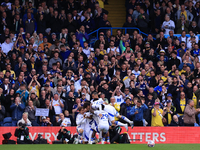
[151, 101, 166, 127]
[55, 125, 78, 144]
[178, 42, 188, 58]
[168, 51, 181, 70]
[163, 93, 173, 105]
[40, 116, 52, 126]
[49, 32, 57, 44]
[159, 49, 165, 55]
[79, 92, 87, 103]
[163, 100, 176, 125]
[161, 14, 175, 34]
[14, 121, 32, 144]
[143, 41, 151, 56]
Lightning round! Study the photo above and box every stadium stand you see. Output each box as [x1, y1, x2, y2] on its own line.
[0, 0, 200, 129]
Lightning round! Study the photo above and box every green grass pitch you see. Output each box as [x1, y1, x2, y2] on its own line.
[1, 144, 200, 150]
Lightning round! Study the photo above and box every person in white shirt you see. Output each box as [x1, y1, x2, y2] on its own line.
[51, 93, 64, 115]
[161, 14, 175, 34]
[29, 37, 38, 51]
[107, 40, 119, 55]
[91, 96, 134, 135]
[76, 107, 86, 142]
[112, 86, 125, 105]
[17, 112, 32, 126]
[132, 64, 141, 78]
[94, 109, 110, 144]
[59, 113, 71, 127]
[187, 32, 198, 49]
[73, 74, 83, 92]
[1, 2, 11, 10]
[123, 70, 135, 88]
[83, 41, 94, 58]
[82, 102, 93, 143]
[1, 37, 13, 54]
[179, 30, 187, 45]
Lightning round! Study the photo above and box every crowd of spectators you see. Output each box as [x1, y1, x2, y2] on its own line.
[125, 0, 200, 35]
[0, 0, 200, 128]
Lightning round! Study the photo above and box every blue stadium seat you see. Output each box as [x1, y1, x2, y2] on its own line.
[3, 117, 12, 126]
[3, 123, 12, 126]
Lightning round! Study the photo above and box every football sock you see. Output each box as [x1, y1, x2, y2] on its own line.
[115, 121, 126, 127]
[121, 116, 132, 124]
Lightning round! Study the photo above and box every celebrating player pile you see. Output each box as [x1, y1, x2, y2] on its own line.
[76, 92, 134, 144]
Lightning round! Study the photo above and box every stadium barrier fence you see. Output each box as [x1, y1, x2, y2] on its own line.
[0, 127, 199, 144]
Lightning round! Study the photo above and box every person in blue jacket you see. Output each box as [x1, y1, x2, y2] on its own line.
[10, 97, 25, 126]
[130, 99, 148, 126]
[178, 61, 194, 71]
[16, 84, 29, 107]
[154, 79, 164, 95]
